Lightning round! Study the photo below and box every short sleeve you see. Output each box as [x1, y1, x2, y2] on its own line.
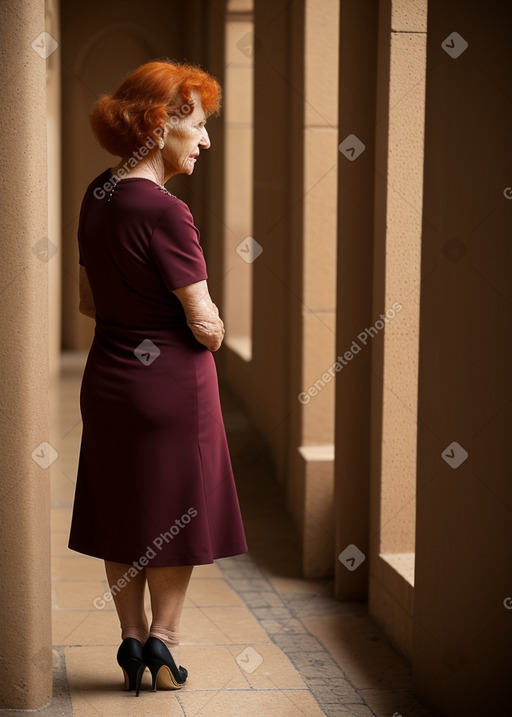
[150, 201, 208, 291]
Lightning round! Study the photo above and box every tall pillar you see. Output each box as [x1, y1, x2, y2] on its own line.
[0, 0, 52, 709]
[334, 0, 379, 599]
[289, 0, 339, 577]
[47, 0, 61, 378]
[414, 1, 512, 713]
[368, 0, 427, 659]
[245, 0, 339, 577]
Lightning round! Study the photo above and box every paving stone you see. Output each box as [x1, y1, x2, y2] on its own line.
[307, 677, 364, 704]
[321, 704, 376, 717]
[259, 617, 308, 635]
[359, 689, 435, 717]
[286, 651, 346, 680]
[252, 606, 294, 621]
[242, 591, 286, 608]
[226, 578, 272, 592]
[282, 593, 348, 619]
[344, 704, 377, 717]
[217, 553, 253, 568]
[307, 675, 347, 686]
[272, 633, 326, 653]
[219, 567, 265, 581]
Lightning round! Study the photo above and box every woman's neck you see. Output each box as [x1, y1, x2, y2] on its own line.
[111, 152, 173, 186]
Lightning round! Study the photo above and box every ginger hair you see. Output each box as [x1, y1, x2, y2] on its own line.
[90, 60, 221, 157]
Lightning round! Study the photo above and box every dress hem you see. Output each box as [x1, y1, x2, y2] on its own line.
[67, 543, 249, 567]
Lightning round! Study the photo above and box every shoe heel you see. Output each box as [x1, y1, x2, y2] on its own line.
[149, 664, 158, 692]
[143, 637, 188, 691]
[147, 662, 185, 690]
[120, 659, 145, 694]
[134, 663, 145, 697]
[117, 638, 145, 696]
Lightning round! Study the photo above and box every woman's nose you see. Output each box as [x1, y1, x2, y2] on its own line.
[199, 127, 211, 149]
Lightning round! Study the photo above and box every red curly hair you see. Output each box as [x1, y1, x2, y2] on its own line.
[90, 60, 221, 158]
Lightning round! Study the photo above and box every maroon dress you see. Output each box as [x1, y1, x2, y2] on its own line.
[68, 169, 247, 566]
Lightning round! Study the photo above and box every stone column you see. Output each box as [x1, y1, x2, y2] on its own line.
[334, 0, 379, 599]
[0, 0, 52, 709]
[290, 0, 339, 578]
[414, 1, 512, 713]
[368, 0, 427, 658]
[244, 0, 339, 577]
[47, 0, 62, 378]
[215, 0, 340, 577]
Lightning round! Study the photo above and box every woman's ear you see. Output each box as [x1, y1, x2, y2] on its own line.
[158, 125, 169, 149]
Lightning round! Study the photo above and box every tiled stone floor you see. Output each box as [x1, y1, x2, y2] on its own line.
[30, 352, 434, 716]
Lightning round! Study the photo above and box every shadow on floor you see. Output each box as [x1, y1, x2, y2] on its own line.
[219, 382, 434, 717]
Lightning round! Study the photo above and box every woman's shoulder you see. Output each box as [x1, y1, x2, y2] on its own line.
[153, 192, 197, 234]
[144, 187, 195, 224]
[152, 187, 190, 212]
[82, 169, 192, 217]
[82, 168, 116, 200]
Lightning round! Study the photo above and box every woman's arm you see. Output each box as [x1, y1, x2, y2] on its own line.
[79, 266, 96, 318]
[172, 280, 224, 352]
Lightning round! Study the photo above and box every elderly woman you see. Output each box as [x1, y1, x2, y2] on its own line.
[68, 60, 247, 696]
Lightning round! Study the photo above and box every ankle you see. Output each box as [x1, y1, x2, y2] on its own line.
[149, 626, 179, 646]
[121, 626, 149, 644]
[149, 627, 180, 664]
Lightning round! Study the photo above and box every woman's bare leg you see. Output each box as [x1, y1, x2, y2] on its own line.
[145, 565, 194, 666]
[104, 560, 149, 644]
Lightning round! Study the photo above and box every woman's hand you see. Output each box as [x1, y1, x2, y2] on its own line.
[172, 280, 225, 352]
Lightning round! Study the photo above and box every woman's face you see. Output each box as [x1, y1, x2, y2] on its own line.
[162, 91, 211, 177]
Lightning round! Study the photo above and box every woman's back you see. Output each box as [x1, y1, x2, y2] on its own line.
[78, 169, 207, 331]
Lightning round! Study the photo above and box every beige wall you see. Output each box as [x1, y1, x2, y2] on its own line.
[413, 1, 512, 713]
[335, 1, 512, 712]
[334, 0, 379, 601]
[47, 0, 62, 379]
[368, 0, 427, 659]
[0, 0, 52, 708]
[220, 0, 339, 578]
[222, 4, 254, 350]
[291, 0, 339, 577]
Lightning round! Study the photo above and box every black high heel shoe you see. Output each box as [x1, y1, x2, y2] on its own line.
[117, 638, 146, 696]
[143, 636, 188, 690]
